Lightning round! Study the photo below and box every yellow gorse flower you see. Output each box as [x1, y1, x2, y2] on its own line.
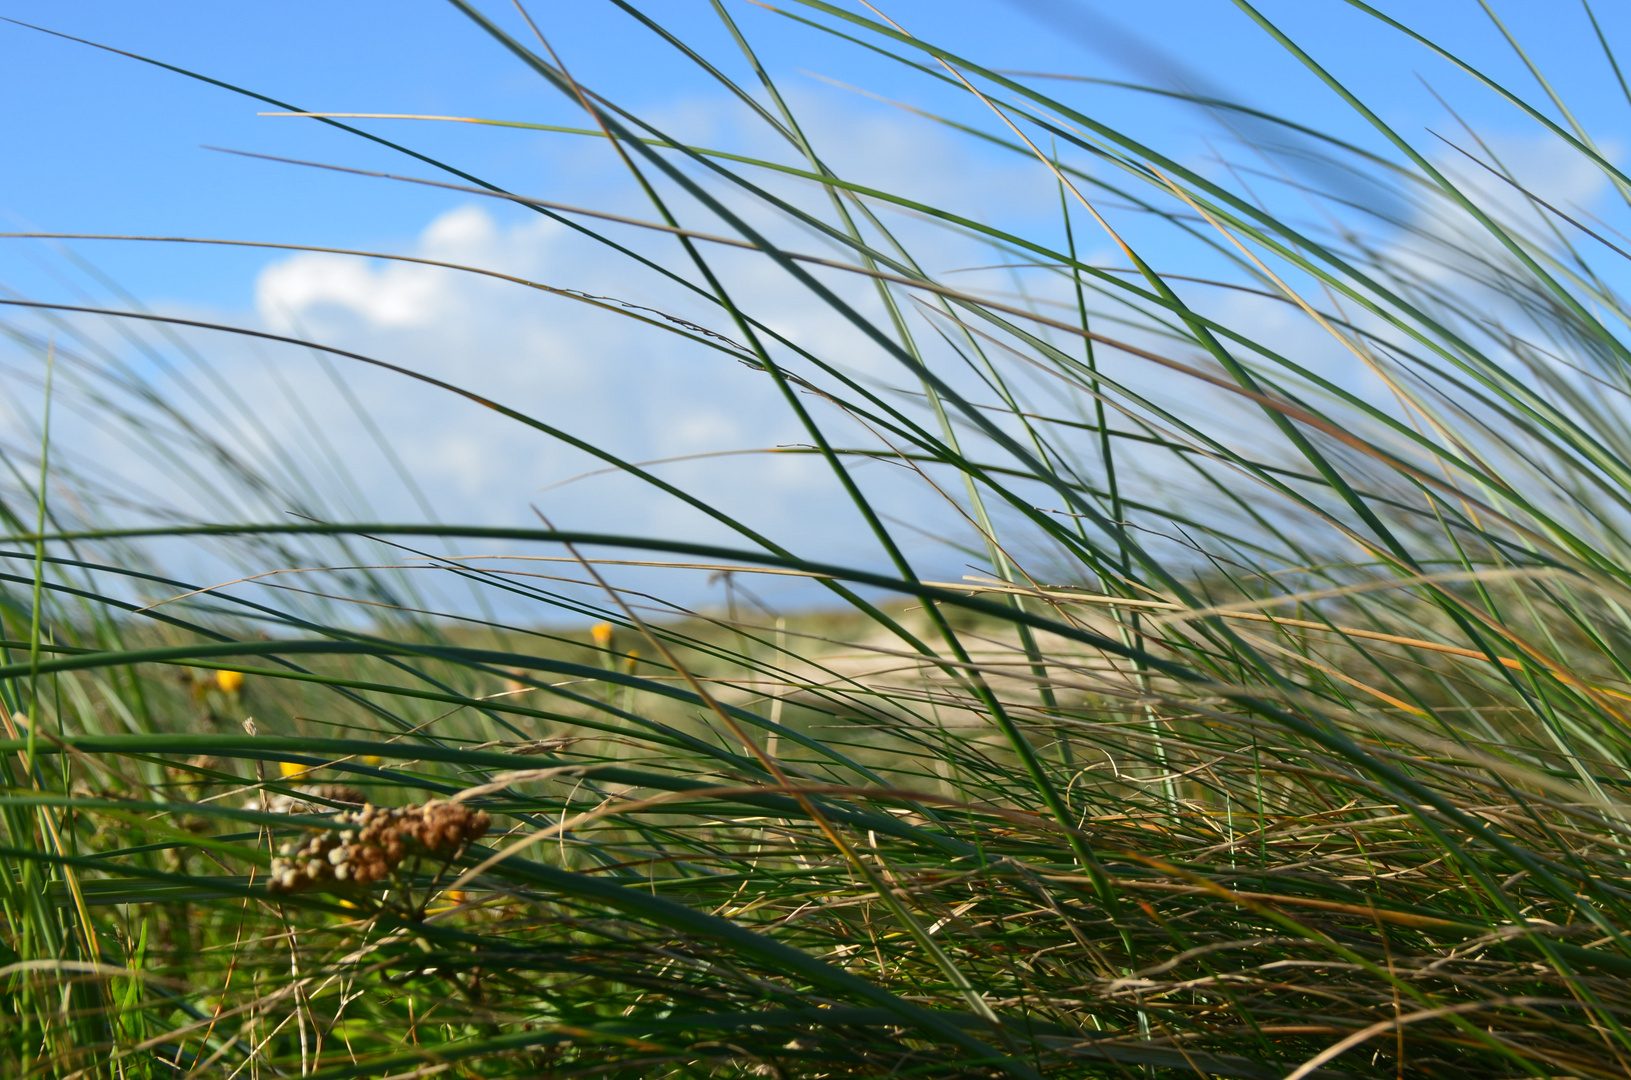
[278, 760, 311, 780]
[215, 669, 244, 695]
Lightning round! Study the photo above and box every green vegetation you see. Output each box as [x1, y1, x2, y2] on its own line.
[8, 2, 1631, 1076]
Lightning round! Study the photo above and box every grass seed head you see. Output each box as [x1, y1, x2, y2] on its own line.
[269, 799, 491, 894]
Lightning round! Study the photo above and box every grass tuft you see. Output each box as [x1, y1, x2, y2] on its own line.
[6, 2, 1631, 1077]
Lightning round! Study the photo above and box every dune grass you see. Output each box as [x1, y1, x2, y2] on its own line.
[7, 1, 1631, 1076]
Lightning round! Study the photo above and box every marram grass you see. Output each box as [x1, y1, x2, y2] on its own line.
[6, 1, 1631, 1077]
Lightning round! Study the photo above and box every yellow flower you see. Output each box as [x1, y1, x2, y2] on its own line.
[215, 669, 244, 695]
[426, 889, 472, 915]
[278, 760, 310, 779]
[590, 622, 614, 649]
[362, 755, 383, 768]
[623, 649, 640, 675]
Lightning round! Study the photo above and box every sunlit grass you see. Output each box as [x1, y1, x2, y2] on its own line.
[5, 1, 1631, 1077]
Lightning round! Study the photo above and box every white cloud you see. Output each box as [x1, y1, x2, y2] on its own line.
[223, 90, 1073, 577]
[0, 88, 1296, 613]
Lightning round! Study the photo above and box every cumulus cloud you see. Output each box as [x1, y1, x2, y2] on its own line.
[250, 204, 825, 534]
[6, 84, 1400, 610]
[223, 93, 1079, 576]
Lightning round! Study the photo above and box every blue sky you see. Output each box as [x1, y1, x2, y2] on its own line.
[0, 1, 1625, 610]
[3, 0, 1616, 305]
